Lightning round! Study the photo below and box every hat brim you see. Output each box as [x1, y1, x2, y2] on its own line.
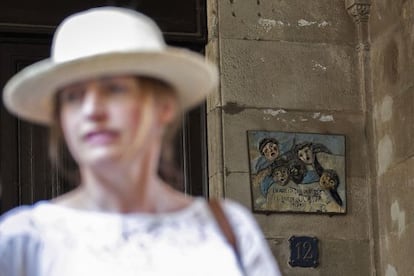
[3, 47, 218, 124]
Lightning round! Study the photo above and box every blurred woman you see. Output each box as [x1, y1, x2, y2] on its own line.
[0, 7, 281, 276]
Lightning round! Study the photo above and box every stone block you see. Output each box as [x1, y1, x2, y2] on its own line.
[376, 160, 414, 276]
[206, 107, 224, 178]
[378, 223, 414, 276]
[389, 88, 414, 163]
[267, 238, 370, 276]
[220, 38, 361, 111]
[377, 158, 414, 238]
[208, 172, 224, 199]
[206, 0, 219, 40]
[221, 108, 368, 178]
[370, 22, 414, 102]
[370, 0, 414, 41]
[318, 239, 371, 276]
[374, 88, 414, 172]
[205, 38, 222, 112]
[218, 0, 355, 44]
[224, 172, 252, 210]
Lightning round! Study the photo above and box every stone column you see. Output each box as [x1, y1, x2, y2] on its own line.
[205, 0, 225, 199]
[346, 1, 378, 275]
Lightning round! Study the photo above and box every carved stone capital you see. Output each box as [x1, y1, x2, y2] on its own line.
[345, 0, 371, 23]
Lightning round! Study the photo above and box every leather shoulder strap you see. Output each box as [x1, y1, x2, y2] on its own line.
[208, 199, 238, 251]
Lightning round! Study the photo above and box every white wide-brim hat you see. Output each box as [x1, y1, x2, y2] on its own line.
[3, 7, 218, 124]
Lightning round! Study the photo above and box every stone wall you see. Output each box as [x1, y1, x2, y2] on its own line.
[370, 0, 414, 275]
[206, 0, 372, 275]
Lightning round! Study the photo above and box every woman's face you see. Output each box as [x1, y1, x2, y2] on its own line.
[59, 75, 176, 167]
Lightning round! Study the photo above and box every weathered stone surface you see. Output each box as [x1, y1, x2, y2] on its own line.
[221, 108, 368, 178]
[205, 38, 222, 112]
[370, 1, 414, 273]
[385, 87, 414, 164]
[206, 0, 219, 40]
[206, 107, 224, 178]
[218, 0, 355, 45]
[374, 87, 414, 175]
[319, 239, 371, 276]
[220, 38, 361, 111]
[208, 172, 224, 199]
[225, 172, 370, 240]
[376, 158, 414, 276]
[224, 172, 252, 209]
[370, 21, 414, 102]
[370, 0, 414, 41]
[378, 222, 414, 276]
[267, 237, 370, 276]
[205, 0, 414, 274]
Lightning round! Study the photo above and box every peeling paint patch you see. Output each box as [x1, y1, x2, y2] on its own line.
[385, 264, 398, 276]
[263, 109, 287, 116]
[298, 19, 317, 27]
[258, 19, 289, 27]
[391, 201, 406, 238]
[312, 61, 328, 71]
[318, 21, 330, 27]
[311, 112, 333, 122]
[258, 18, 277, 32]
[298, 19, 330, 28]
[312, 112, 321, 119]
[319, 115, 334, 122]
[380, 95, 393, 122]
[300, 118, 308, 122]
[378, 135, 393, 175]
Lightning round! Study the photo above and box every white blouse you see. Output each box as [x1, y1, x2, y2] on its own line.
[0, 198, 281, 276]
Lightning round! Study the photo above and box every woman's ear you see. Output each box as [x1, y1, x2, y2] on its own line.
[157, 94, 178, 126]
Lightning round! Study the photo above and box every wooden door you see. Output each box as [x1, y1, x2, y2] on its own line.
[0, 1, 208, 214]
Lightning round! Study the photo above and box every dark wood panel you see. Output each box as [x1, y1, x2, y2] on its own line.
[0, 0, 206, 42]
[0, 42, 52, 212]
[182, 103, 208, 196]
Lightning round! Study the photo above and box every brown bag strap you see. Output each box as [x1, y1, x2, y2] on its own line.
[208, 199, 246, 274]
